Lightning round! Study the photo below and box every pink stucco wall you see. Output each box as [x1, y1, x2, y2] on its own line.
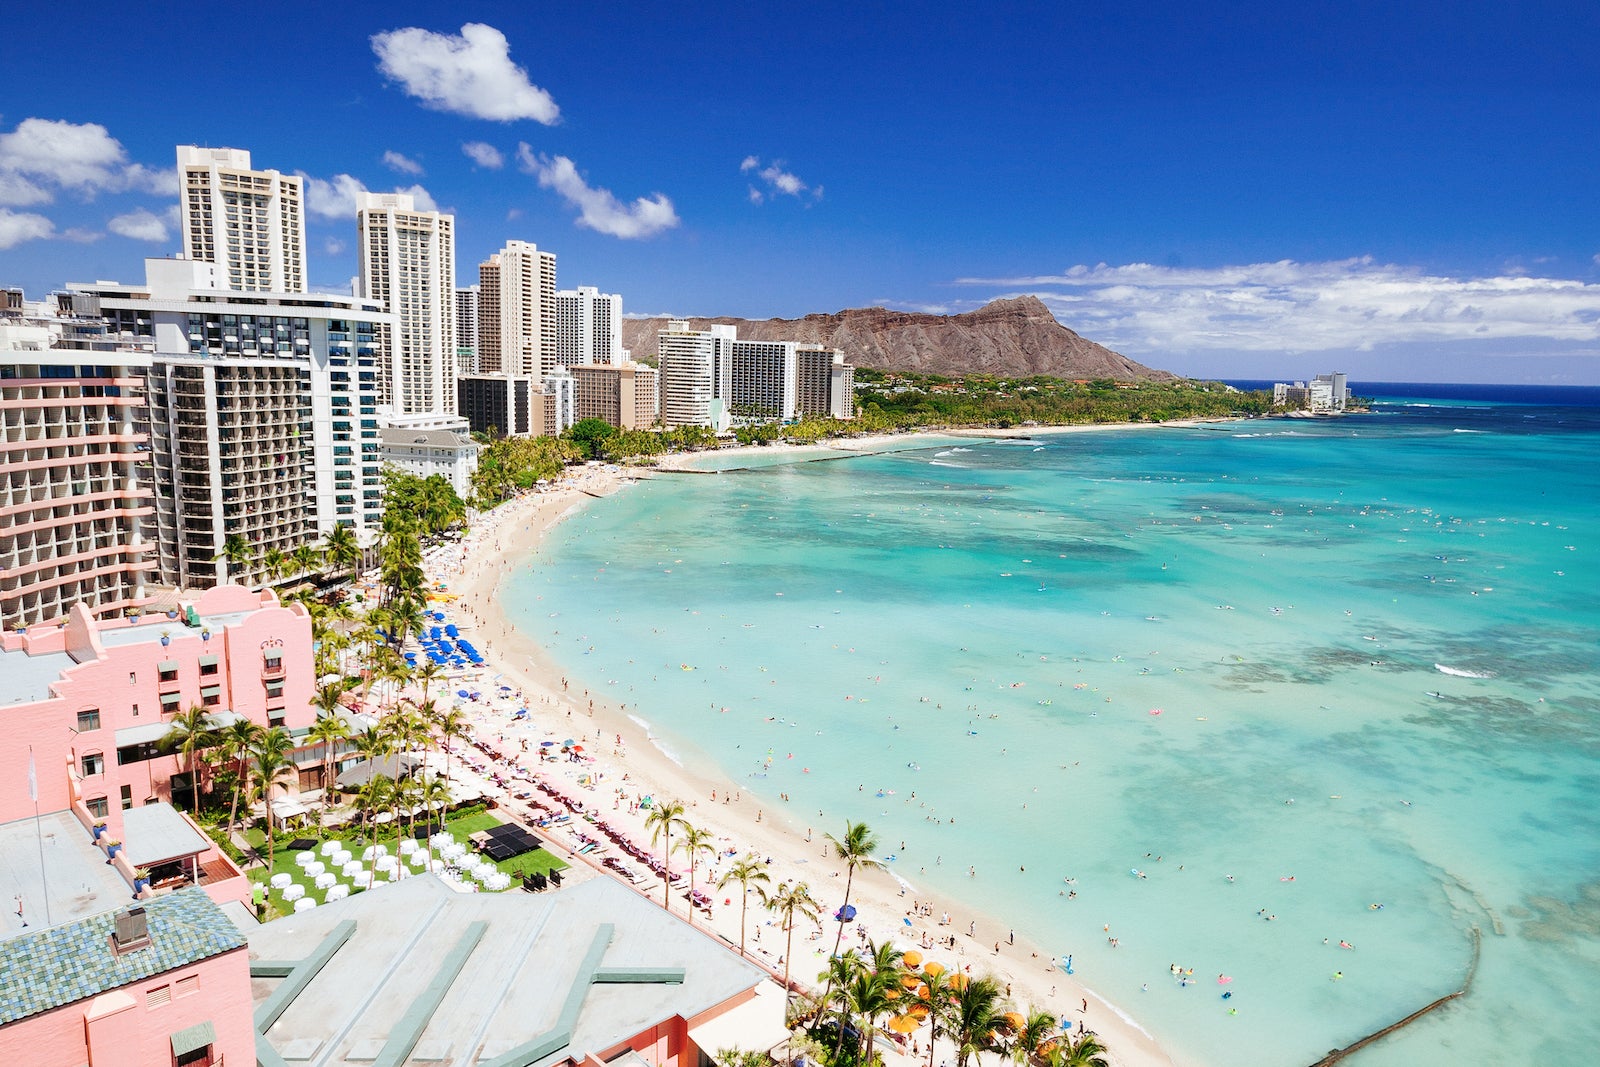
[0, 586, 318, 835]
[6, 944, 253, 1067]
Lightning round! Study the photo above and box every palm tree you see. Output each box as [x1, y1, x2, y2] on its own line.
[417, 774, 452, 866]
[219, 718, 264, 831]
[761, 880, 821, 1004]
[822, 821, 885, 1010]
[290, 542, 322, 582]
[948, 975, 1007, 1067]
[644, 798, 688, 911]
[717, 853, 771, 957]
[1047, 1033, 1109, 1067]
[433, 706, 471, 784]
[323, 523, 361, 585]
[675, 822, 716, 925]
[312, 680, 348, 720]
[262, 546, 287, 585]
[916, 966, 957, 1067]
[250, 727, 296, 873]
[161, 706, 217, 820]
[841, 941, 901, 1065]
[358, 774, 397, 883]
[215, 532, 254, 585]
[414, 660, 445, 706]
[819, 950, 864, 1062]
[306, 712, 349, 796]
[1013, 1009, 1060, 1067]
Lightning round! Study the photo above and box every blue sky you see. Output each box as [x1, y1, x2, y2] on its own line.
[2, 1, 1597, 383]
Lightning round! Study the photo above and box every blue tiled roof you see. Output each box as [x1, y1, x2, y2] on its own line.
[0, 888, 246, 1025]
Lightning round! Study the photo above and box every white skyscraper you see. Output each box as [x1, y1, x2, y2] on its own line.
[177, 146, 307, 293]
[555, 286, 624, 368]
[357, 192, 456, 414]
[476, 240, 557, 381]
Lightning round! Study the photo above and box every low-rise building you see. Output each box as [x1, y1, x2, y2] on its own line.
[380, 426, 479, 499]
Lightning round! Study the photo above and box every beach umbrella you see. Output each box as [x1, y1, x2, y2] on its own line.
[903, 950, 923, 969]
[457, 690, 470, 698]
[889, 1015, 919, 1034]
[540, 740, 555, 747]
[923, 962, 945, 978]
[562, 738, 576, 747]
[571, 744, 584, 753]
[834, 904, 857, 923]
[900, 974, 921, 989]
[1003, 1012, 1026, 1031]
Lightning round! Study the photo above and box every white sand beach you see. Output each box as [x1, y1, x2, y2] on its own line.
[423, 444, 1180, 1067]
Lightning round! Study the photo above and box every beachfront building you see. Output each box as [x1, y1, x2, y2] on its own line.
[1274, 373, 1348, 414]
[477, 240, 557, 379]
[177, 145, 307, 294]
[555, 285, 625, 368]
[0, 304, 156, 631]
[0, 584, 318, 825]
[246, 872, 789, 1067]
[457, 372, 538, 437]
[380, 425, 479, 499]
[658, 321, 736, 430]
[658, 321, 855, 429]
[358, 192, 456, 415]
[65, 259, 390, 588]
[797, 343, 855, 419]
[455, 283, 480, 374]
[572, 361, 659, 429]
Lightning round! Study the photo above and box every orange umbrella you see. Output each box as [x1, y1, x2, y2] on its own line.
[889, 1015, 919, 1034]
[923, 962, 946, 978]
[901, 974, 922, 989]
[909, 1004, 930, 1020]
[885, 987, 901, 1001]
[1003, 1011, 1026, 1031]
[950, 973, 969, 991]
[903, 950, 923, 969]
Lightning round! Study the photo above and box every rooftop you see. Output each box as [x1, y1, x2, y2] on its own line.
[0, 885, 245, 1024]
[0, 640, 74, 705]
[245, 873, 769, 1067]
[0, 811, 131, 944]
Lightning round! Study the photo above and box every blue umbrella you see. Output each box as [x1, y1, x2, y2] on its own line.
[835, 904, 857, 923]
[457, 690, 470, 698]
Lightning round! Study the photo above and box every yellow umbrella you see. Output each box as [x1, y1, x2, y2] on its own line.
[889, 1015, 920, 1034]
[909, 1004, 930, 1020]
[950, 973, 969, 991]
[923, 961, 946, 978]
[903, 950, 923, 969]
[901, 973, 922, 989]
[1003, 1011, 1026, 1031]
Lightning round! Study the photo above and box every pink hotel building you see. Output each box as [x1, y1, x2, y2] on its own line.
[0, 584, 319, 832]
[0, 583, 322, 1065]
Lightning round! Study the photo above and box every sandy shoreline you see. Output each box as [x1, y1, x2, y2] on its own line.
[440, 442, 1182, 1067]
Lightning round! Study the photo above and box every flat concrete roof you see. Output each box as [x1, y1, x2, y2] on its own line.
[0, 642, 73, 706]
[245, 874, 769, 1067]
[0, 810, 134, 943]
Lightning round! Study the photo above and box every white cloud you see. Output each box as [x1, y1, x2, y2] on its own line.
[740, 155, 820, 203]
[462, 141, 504, 169]
[107, 208, 168, 242]
[302, 173, 369, 218]
[1593, 253, 1600, 267]
[516, 145, 678, 239]
[299, 172, 437, 218]
[953, 258, 1600, 354]
[121, 162, 178, 197]
[371, 23, 559, 124]
[0, 172, 50, 206]
[61, 227, 101, 244]
[382, 150, 424, 175]
[0, 208, 54, 248]
[324, 237, 346, 255]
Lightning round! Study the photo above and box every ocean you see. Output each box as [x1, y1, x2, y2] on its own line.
[504, 383, 1600, 1067]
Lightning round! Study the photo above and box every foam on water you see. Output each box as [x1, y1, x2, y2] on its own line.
[506, 392, 1600, 1067]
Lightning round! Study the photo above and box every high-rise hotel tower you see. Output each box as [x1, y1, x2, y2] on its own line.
[357, 192, 456, 414]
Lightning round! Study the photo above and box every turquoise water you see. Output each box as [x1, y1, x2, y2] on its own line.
[506, 393, 1600, 1067]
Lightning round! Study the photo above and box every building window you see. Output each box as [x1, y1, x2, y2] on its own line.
[80, 752, 104, 777]
[159, 666, 179, 683]
[117, 741, 162, 765]
[121, 784, 133, 810]
[201, 691, 221, 708]
[199, 661, 218, 677]
[129, 671, 137, 685]
[264, 655, 282, 672]
[87, 796, 110, 818]
[265, 681, 284, 699]
[77, 708, 102, 732]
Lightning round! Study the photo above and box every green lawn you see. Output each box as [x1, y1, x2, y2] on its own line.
[243, 809, 566, 919]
